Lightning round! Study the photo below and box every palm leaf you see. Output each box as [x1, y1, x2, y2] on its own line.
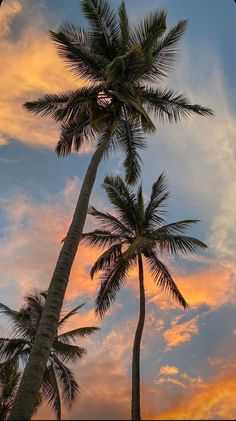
[55, 117, 95, 157]
[58, 304, 85, 328]
[82, 229, 121, 248]
[149, 20, 188, 80]
[130, 9, 166, 52]
[103, 175, 137, 229]
[81, 0, 120, 58]
[146, 251, 187, 309]
[117, 117, 145, 184]
[89, 243, 123, 279]
[57, 327, 99, 344]
[88, 206, 133, 236]
[52, 356, 79, 406]
[142, 87, 213, 122]
[53, 340, 86, 363]
[158, 234, 207, 254]
[144, 173, 169, 227]
[43, 364, 61, 420]
[95, 252, 136, 317]
[50, 30, 107, 82]
[118, 1, 129, 53]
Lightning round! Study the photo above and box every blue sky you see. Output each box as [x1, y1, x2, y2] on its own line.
[0, 0, 236, 419]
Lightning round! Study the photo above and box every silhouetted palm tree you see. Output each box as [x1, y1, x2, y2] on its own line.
[82, 174, 207, 420]
[11, 1, 212, 418]
[1, 291, 99, 419]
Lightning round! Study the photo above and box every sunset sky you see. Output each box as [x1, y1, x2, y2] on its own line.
[1, 0, 236, 419]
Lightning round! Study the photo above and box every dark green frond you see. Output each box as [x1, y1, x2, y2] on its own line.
[146, 251, 187, 309]
[53, 340, 86, 363]
[90, 243, 123, 279]
[118, 1, 129, 52]
[117, 118, 145, 184]
[153, 220, 200, 236]
[159, 234, 208, 254]
[81, 0, 120, 58]
[56, 118, 95, 157]
[88, 207, 133, 236]
[50, 30, 107, 82]
[95, 254, 135, 317]
[130, 9, 166, 52]
[150, 20, 188, 79]
[142, 87, 213, 122]
[144, 173, 169, 227]
[52, 356, 79, 406]
[43, 365, 61, 420]
[57, 327, 99, 344]
[58, 304, 85, 328]
[82, 229, 121, 248]
[24, 85, 104, 123]
[103, 175, 137, 228]
[0, 339, 30, 361]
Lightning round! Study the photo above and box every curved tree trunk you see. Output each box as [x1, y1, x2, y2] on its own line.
[131, 253, 145, 421]
[9, 143, 106, 420]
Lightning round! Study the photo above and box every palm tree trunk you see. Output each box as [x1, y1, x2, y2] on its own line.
[9, 143, 106, 420]
[131, 253, 145, 421]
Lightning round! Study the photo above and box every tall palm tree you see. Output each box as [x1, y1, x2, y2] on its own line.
[82, 174, 207, 420]
[1, 290, 99, 420]
[11, 1, 213, 418]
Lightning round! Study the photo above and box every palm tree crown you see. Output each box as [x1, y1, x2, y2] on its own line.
[24, 0, 212, 184]
[0, 291, 99, 419]
[83, 173, 207, 316]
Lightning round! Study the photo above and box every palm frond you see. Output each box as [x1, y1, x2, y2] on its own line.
[0, 304, 32, 340]
[146, 251, 187, 309]
[144, 173, 169, 227]
[118, 1, 129, 53]
[117, 117, 145, 184]
[149, 20, 188, 80]
[55, 117, 95, 157]
[0, 339, 30, 361]
[95, 253, 136, 317]
[103, 175, 137, 229]
[81, 0, 120, 58]
[142, 87, 213, 122]
[82, 229, 121, 248]
[53, 340, 86, 363]
[57, 327, 99, 344]
[52, 356, 79, 406]
[90, 243, 123, 279]
[153, 220, 200, 236]
[24, 85, 103, 123]
[50, 30, 107, 82]
[43, 365, 61, 420]
[58, 304, 85, 328]
[88, 206, 133, 236]
[130, 9, 166, 52]
[159, 234, 208, 254]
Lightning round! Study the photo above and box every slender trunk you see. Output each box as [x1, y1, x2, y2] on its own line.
[131, 253, 145, 421]
[9, 143, 106, 420]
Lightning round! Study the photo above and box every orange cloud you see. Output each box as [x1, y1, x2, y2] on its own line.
[154, 366, 236, 420]
[0, 1, 82, 148]
[163, 315, 199, 351]
[159, 365, 179, 376]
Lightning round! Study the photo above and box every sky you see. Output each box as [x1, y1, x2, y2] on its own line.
[0, 0, 236, 419]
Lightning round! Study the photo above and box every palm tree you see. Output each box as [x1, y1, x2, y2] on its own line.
[11, 1, 213, 418]
[1, 290, 99, 420]
[82, 174, 207, 420]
